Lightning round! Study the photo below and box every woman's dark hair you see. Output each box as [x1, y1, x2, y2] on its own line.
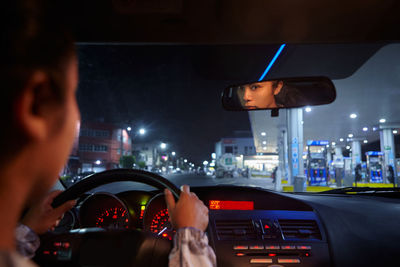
[1, 0, 75, 98]
[0, 0, 75, 157]
[274, 82, 308, 108]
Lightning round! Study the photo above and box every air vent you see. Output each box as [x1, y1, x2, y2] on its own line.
[278, 219, 322, 240]
[214, 220, 257, 240]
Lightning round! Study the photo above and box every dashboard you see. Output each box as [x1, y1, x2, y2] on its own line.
[57, 186, 329, 266]
[47, 185, 400, 267]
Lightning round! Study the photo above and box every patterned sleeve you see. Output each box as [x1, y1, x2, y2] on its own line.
[15, 224, 40, 259]
[169, 227, 216, 267]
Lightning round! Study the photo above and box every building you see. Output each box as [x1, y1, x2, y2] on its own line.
[215, 132, 256, 159]
[215, 131, 278, 173]
[78, 122, 132, 172]
[133, 141, 157, 169]
[133, 140, 172, 170]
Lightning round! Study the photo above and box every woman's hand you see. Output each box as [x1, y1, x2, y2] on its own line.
[164, 185, 209, 231]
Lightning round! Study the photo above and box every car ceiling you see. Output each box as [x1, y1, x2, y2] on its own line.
[69, 0, 400, 44]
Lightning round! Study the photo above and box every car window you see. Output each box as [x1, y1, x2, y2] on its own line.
[61, 43, 400, 193]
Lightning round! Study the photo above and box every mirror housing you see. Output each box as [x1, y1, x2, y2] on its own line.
[221, 76, 336, 111]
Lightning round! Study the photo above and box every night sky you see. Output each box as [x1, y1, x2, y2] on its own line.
[76, 45, 279, 164]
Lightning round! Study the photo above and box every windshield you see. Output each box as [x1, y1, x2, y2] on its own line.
[61, 43, 400, 193]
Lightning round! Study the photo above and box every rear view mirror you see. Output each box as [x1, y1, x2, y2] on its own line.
[221, 76, 336, 111]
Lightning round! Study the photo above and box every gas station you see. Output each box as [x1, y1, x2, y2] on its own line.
[247, 44, 400, 192]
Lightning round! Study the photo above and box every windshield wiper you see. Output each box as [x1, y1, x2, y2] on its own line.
[321, 187, 400, 194]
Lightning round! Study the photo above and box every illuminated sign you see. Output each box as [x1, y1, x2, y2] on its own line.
[307, 140, 329, 146]
[366, 151, 384, 156]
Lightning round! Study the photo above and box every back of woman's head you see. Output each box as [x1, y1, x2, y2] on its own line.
[0, 0, 75, 156]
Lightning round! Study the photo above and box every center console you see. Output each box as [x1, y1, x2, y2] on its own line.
[208, 210, 330, 267]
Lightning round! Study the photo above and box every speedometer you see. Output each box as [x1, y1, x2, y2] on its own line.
[144, 194, 175, 240]
[95, 207, 129, 229]
[149, 208, 171, 233]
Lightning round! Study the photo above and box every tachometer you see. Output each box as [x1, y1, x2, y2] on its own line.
[95, 207, 130, 229]
[79, 193, 132, 229]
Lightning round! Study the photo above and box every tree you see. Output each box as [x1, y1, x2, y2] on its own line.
[137, 161, 146, 169]
[120, 155, 135, 169]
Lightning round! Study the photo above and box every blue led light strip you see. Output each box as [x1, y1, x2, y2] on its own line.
[258, 44, 286, 81]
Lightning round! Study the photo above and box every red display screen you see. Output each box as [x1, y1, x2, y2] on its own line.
[209, 200, 254, 210]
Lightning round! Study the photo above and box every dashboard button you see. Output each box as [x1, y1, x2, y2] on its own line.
[281, 245, 296, 250]
[278, 258, 301, 264]
[261, 219, 273, 232]
[297, 245, 311, 250]
[233, 245, 248, 250]
[250, 245, 264, 250]
[250, 258, 273, 264]
[265, 245, 280, 250]
[236, 252, 246, 257]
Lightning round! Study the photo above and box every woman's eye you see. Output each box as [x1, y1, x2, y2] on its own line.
[250, 85, 259, 90]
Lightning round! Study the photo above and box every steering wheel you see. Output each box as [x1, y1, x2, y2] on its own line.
[34, 169, 181, 267]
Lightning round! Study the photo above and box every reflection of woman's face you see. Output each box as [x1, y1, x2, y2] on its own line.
[242, 81, 279, 109]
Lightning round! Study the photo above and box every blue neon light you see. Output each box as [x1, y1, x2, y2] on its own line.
[258, 44, 286, 81]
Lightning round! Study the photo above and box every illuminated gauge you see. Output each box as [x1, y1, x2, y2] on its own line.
[95, 207, 129, 229]
[149, 208, 171, 234]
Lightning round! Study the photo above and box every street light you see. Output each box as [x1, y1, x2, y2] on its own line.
[160, 143, 167, 149]
[95, 160, 102, 165]
[203, 161, 209, 166]
[171, 151, 176, 156]
[127, 127, 132, 132]
[184, 159, 188, 163]
[139, 128, 146, 135]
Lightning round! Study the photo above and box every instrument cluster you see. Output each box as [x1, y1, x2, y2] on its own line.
[77, 191, 173, 240]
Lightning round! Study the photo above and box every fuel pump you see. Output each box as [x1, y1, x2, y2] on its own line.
[366, 151, 384, 183]
[306, 140, 329, 185]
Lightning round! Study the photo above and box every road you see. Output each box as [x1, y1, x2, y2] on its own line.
[90, 173, 275, 194]
[165, 173, 275, 189]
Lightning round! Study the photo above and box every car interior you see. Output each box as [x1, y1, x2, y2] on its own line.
[31, 1, 400, 267]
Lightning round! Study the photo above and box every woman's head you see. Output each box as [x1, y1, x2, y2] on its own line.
[1, 0, 79, 199]
[241, 80, 283, 109]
